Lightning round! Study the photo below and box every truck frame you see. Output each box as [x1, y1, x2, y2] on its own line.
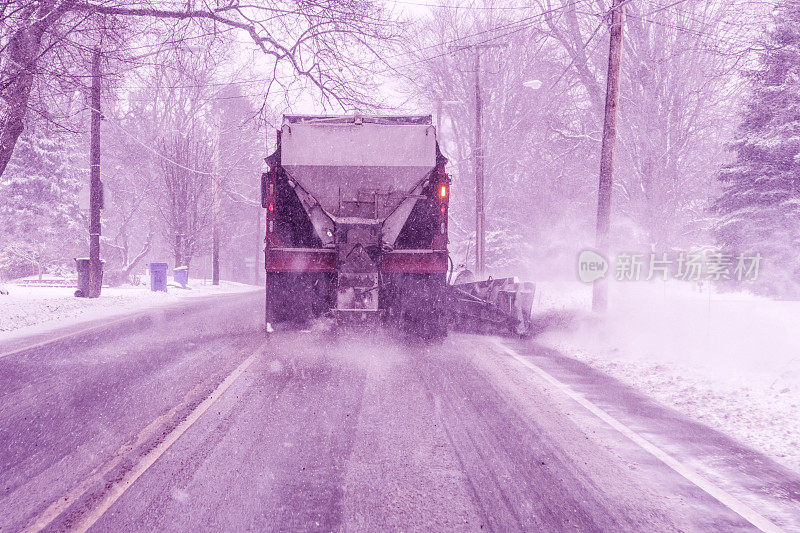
[261, 115, 450, 336]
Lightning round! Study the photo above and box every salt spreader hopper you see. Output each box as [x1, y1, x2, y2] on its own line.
[261, 115, 450, 337]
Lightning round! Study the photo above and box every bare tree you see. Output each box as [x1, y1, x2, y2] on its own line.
[0, 0, 397, 180]
[398, 3, 599, 276]
[121, 42, 224, 269]
[157, 132, 213, 268]
[534, 0, 769, 250]
[99, 168, 155, 285]
[400, 0, 770, 268]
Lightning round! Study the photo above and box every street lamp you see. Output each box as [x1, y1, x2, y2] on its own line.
[523, 79, 542, 90]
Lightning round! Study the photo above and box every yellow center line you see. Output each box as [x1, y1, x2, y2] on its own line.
[0, 314, 145, 360]
[24, 345, 262, 533]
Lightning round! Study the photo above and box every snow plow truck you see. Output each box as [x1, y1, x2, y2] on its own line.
[261, 115, 450, 336]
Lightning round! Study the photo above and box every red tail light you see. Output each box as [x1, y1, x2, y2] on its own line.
[436, 174, 449, 241]
[265, 168, 280, 246]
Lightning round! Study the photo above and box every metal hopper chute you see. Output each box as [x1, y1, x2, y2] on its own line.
[279, 115, 438, 249]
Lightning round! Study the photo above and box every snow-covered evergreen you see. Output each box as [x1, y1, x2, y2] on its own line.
[715, 0, 800, 295]
[0, 122, 84, 280]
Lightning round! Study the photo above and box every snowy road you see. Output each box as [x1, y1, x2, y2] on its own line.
[0, 292, 798, 531]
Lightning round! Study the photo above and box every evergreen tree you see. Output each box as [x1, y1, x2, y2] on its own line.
[0, 123, 84, 280]
[714, 0, 800, 295]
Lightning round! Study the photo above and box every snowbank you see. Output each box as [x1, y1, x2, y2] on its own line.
[534, 280, 800, 473]
[0, 278, 260, 340]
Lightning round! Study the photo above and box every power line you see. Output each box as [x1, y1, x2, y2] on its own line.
[549, 17, 606, 92]
[376, 0, 590, 75]
[99, 0, 589, 95]
[629, 0, 770, 42]
[87, 103, 214, 176]
[30, 0, 765, 129]
[385, 0, 540, 10]
[640, 0, 696, 17]
[626, 12, 766, 53]
[113, 0, 753, 102]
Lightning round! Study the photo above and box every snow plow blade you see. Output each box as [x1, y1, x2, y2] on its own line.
[449, 277, 536, 336]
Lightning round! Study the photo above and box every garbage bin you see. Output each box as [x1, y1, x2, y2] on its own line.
[74, 258, 104, 297]
[173, 266, 188, 288]
[150, 262, 168, 292]
[74, 258, 90, 297]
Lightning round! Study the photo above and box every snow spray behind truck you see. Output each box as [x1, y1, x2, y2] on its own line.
[261, 115, 450, 336]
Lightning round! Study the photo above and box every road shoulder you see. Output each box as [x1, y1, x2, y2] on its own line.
[502, 336, 800, 531]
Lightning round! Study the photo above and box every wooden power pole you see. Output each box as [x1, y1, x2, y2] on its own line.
[450, 43, 504, 278]
[592, 0, 625, 312]
[436, 98, 443, 138]
[212, 112, 221, 285]
[474, 47, 486, 279]
[88, 47, 103, 298]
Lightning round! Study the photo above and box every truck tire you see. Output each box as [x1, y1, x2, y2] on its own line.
[265, 272, 282, 326]
[418, 308, 447, 339]
[267, 272, 320, 326]
[397, 273, 448, 339]
[311, 273, 335, 317]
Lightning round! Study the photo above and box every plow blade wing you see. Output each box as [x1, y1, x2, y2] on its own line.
[449, 277, 536, 336]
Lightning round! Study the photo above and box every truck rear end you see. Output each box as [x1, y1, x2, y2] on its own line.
[261, 115, 450, 336]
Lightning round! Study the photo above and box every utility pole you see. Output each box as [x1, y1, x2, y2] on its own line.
[592, 0, 626, 312]
[451, 43, 504, 278]
[88, 47, 103, 298]
[212, 112, 221, 285]
[436, 98, 442, 137]
[474, 47, 485, 279]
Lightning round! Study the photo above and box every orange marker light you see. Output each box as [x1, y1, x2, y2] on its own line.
[440, 204, 446, 214]
[440, 185, 448, 198]
[268, 203, 274, 213]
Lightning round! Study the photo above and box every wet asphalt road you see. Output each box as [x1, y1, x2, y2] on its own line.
[0, 292, 797, 531]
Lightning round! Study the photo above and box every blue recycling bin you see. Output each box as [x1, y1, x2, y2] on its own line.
[150, 262, 168, 292]
[173, 266, 188, 288]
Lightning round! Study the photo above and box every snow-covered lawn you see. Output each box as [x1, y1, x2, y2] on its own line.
[534, 280, 800, 474]
[0, 277, 260, 341]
